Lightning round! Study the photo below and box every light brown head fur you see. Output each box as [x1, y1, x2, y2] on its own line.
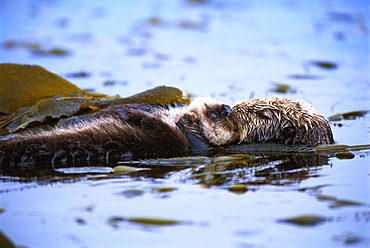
[232, 97, 334, 146]
[176, 97, 239, 148]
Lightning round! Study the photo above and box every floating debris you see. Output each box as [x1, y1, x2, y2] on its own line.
[113, 165, 146, 173]
[228, 184, 248, 194]
[127, 217, 182, 226]
[278, 214, 328, 227]
[75, 218, 86, 225]
[32, 47, 70, 56]
[310, 61, 338, 70]
[329, 200, 363, 209]
[151, 187, 178, 193]
[116, 189, 145, 198]
[328, 110, 369, 121]
[316, 195, 338, 202]
[333, 232, 362, 245]
[65, 71, 91, 78]
[314, 144, 350, 151]
[269, 83, 297, 93]
[314, 144, 370, 152]
[334, 151, 355, 159]
[108, 216, 184, 228]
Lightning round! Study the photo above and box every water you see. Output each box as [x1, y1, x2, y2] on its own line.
[0, 0, 369, 247]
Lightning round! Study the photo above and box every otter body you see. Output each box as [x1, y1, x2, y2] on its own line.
[0, 97, 333, 167]
[0, 98, 238, 166]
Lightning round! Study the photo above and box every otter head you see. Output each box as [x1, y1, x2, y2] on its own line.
[232, 97, 334, 146]
[177, 97, 239, 150]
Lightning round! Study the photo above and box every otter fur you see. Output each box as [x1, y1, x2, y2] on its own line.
[232, 97, 334, 146]
[0, 98, 238, 166]
[0, 96, 333, 167]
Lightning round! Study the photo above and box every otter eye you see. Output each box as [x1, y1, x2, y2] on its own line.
[209, 112, 218, 118]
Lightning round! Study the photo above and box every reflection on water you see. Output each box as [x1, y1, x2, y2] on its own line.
[0, 148, 369, 248]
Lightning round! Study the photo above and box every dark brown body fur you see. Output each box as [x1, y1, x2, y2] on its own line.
[0, 97, 333, 167]
[0, 98, 238, 166]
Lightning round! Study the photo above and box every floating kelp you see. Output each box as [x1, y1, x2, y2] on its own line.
[314, 144, 370, 153]
[333, 232, 362, 245]
[107, 216, 184, 228]
[334, 151, 355, 159]
[65, 71, 90, 78]
[90, 85, 190, 108]
[0, 84, 190, 137]
[118, 156, 212, 166]
[32, 47, 70, 56]
[278, 214, 328, 227]
[0, 63, 83, 114]
[151, 187, 178, 193]
[328, 110, 369, 121]
[113, 165, 147, 173]
[269, 83, 296, 93]
[3, 95, 98, 132]
[116, 189, 145, 198]
[227, 184, 248, 194]
[328, 200, 363, 209]
[225, 143, 315, 156]
[309, 61, 338, 70]
[127, 217, 182, 226]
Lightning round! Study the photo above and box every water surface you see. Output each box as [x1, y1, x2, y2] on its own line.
[0, 0, 369, 247]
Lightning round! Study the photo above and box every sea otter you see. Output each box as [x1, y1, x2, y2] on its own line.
[0, 97, 239, 166]
[232, 97, 334, 146]
[0, 96, 334, 167]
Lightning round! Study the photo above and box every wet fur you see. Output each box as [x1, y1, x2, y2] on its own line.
[0, 98, 237, 166]
[232, 97, 334, 146]
[0, 96, 333, 166]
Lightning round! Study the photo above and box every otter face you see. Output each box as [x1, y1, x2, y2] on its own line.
[177, 97, 239, 148]
[232, 97, 334, 146]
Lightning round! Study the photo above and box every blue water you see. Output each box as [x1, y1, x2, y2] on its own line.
[0, 0, 369, 247]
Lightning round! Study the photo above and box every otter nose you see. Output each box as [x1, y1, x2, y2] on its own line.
[221, 105, 233, 117]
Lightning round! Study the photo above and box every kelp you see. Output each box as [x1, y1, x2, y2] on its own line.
[3, 95, 98, 132]
[107, 216, 184, 229]
[309, 61, 338, 70]
[278, 215, 328, 227]
[0, 63, 84, 114]
[328, 110, 369, 121]
[0, 63, 190, 136]
[269, 83, 296, 93]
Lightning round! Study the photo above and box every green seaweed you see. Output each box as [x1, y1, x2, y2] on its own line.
[228, 184, 248, 194]
[278, 215, 327, 227]
[127, 217, 182, 226]
[151, 187, 178, 193]
[0, 63, 84, 114]
[4, 95, 97, 132]
[334, 151, 355, 159]
[328, 110, 369, 121]
[310, 61, 338, 70]
[270, 83, 296, 93]
[116, 189, 145, 198]
[108, 216, 183, 228]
